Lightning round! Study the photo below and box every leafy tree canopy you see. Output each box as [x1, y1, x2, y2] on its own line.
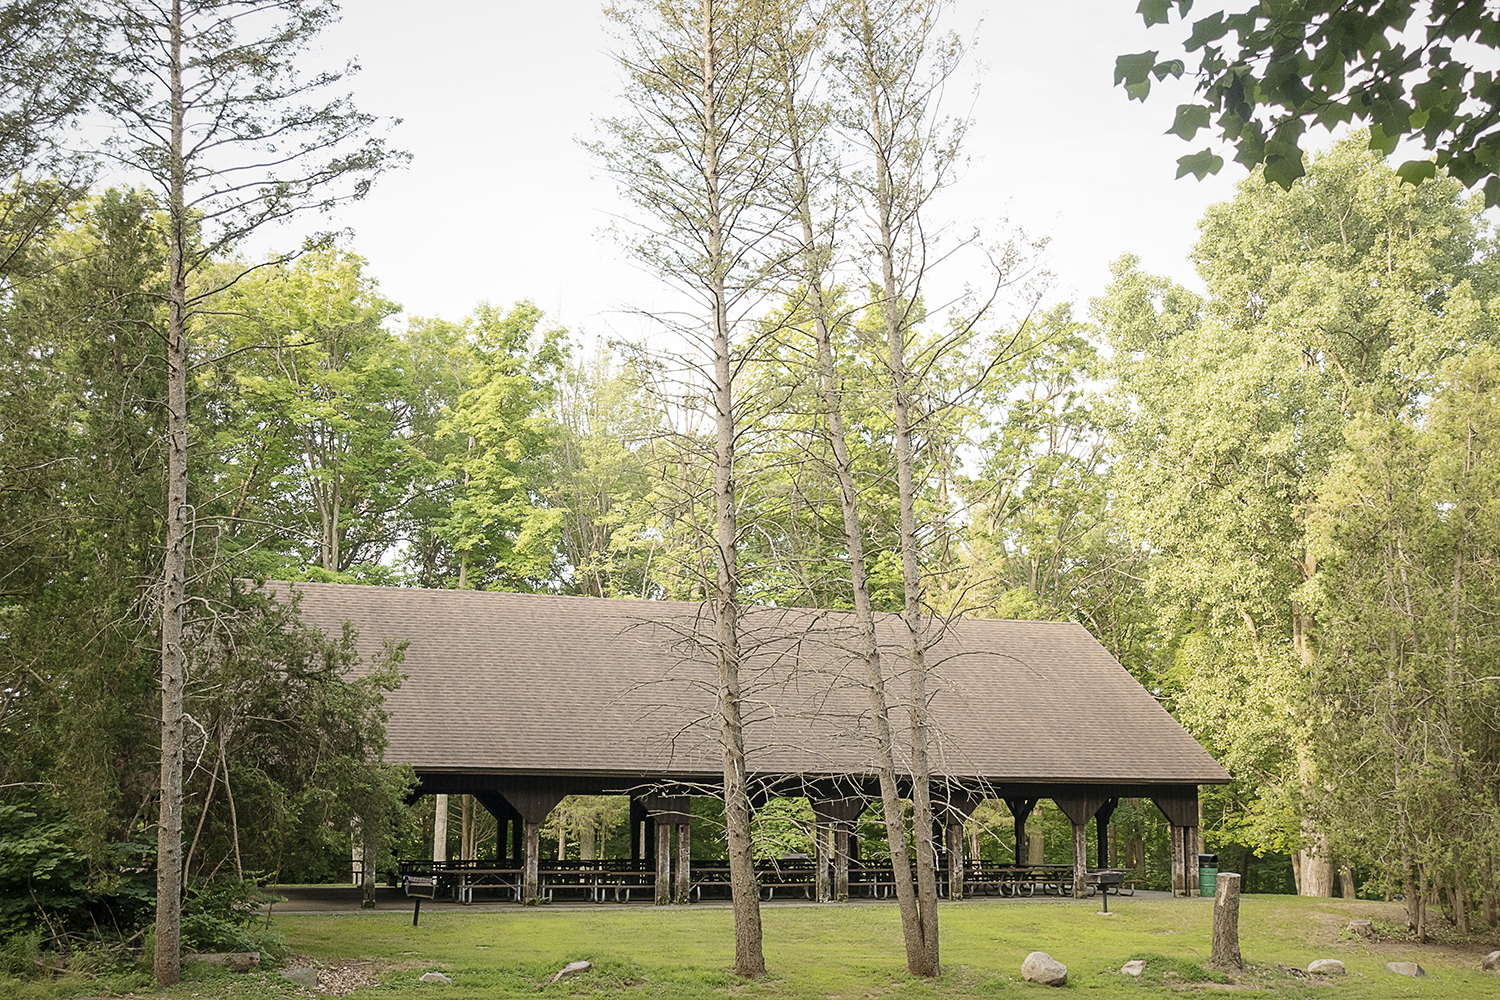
[1119, 1, 1500, 201]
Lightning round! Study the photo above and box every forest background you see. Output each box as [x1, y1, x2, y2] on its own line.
[3, 0, 1500, 977]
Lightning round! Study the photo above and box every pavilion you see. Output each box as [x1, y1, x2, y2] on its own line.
[283, 582, 1229, 902]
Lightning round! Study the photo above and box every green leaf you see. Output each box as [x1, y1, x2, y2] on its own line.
[1115, 50, 1159, 87]
[1262, 135, 1306, 188]
[1168, 103, 1212, 140]
[1394, 159, 1437, 184]
[1367, 123, 1399, 155]
[1185, 12, 1229, 51]
[1137, 0, 1171, 26]
[1483, 176, 1500, 208]
[1176, 148, 1224, 180]
[1154, 58, 1186, 81]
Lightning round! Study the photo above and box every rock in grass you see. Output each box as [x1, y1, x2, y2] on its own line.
[281, 968, 319, 989]
[1482, 951, 1500, 972]
[1021, 952, 1067, 986]
[1308, 959, 1345, 975]
[1387, 961, 1425, 978]
[189, 952, 260, 973]
[1119, 960, 1146, 976]
[419, 971, 454, 985]
[548, 961, 592, 983]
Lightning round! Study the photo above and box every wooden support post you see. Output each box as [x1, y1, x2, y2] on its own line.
[628, 798, 645, 864]
[814, 822, 831, 903]
[433, 793, 449, 863]
[1170, 823, 1186, 897]
[1210, 872, 1243, 969]
[655, 820, 672, 905]
[1072, 821, 1088, 898]
[811, 798, 865, 903]
[523, 821, 541, 903]
[1006, 798, 1037, 867]
[834, 824, 850, 901]
[1095, 798, 1118, 870]
[674, 822, 691, 904]
[947, 822, 966, 901]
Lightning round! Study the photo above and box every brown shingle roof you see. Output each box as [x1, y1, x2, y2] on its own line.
[280, 582, 1228, 787]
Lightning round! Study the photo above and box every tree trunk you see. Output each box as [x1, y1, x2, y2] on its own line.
[675, 822, 692, 904]
[1451, 843, 1469, 935]
[779, 34, 923, 970]
[1484, 854, 1496, 927]
[220, 741, 242, 881]
[870, 3, 939, 965]
[1210, 873, 1243, 970]
[154, 2, 189, 984]
[815, 822, 831, 903]
[1297, 846, 1334, 897]
[182, 738, 222, 879]
[360, 820, 377, 908]
[699, 0, 763, 974]
[1338, 865, 1355, 900]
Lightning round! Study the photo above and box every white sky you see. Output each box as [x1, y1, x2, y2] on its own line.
[285, 1, 1244, 342]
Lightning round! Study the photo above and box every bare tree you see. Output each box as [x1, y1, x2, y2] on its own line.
[819, 0, 1043, 973]
[594, 0, 798, 977]
[761, 0, 939, 975]
[95, 0, 402, 983]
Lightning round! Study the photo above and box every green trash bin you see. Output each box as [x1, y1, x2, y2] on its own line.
[1197, 854, 1218, 897]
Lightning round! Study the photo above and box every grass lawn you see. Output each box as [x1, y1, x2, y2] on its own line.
[6, 895, 1499, 999]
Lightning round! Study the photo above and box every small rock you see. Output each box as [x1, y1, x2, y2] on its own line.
[1387, 962, 1425, 978]
[188, 952, 260, 973]
[1021, 951, 1067, 986]
[548, 961, 592, 983]
[418, 972, 454, 985]
[1347, 919, 1374, 938]
[281, 968, 319, 990]
[1482, 950, 1500, 972]
[1308, 959, 1345, 976]
[1120, 960, 1146, 977]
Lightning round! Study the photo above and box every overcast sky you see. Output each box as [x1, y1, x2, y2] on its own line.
[276, 2, 1246, 343]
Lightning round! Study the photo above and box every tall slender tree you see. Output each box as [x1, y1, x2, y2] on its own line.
[764, 0, 937, 972]
[595, 0, 791, 976]
[94, 1, 402, 982]
[829, 0, 973, 972]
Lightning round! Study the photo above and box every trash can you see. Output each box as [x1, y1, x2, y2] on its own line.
[1197, 854, 1218, 897]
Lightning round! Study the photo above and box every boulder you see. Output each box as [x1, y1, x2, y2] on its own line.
[549, 961, 592, 983]
[1482, 951, 1500, 972]
[1021, 952, 1067, 986]
[281, 968, 319, 990]
[1307, 959, 1345, 976]
[1347, 919, 1374, 938]
[188, 952, 260, 973]
[1386, 962, 1425, 978]
[419, 972, 454, 985]
[1119, 960, 1146, 977]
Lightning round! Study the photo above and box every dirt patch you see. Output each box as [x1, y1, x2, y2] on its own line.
[283, 955, 430, 995]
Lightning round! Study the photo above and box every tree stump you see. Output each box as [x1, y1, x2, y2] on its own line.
[1210, 872, 1243, 970]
